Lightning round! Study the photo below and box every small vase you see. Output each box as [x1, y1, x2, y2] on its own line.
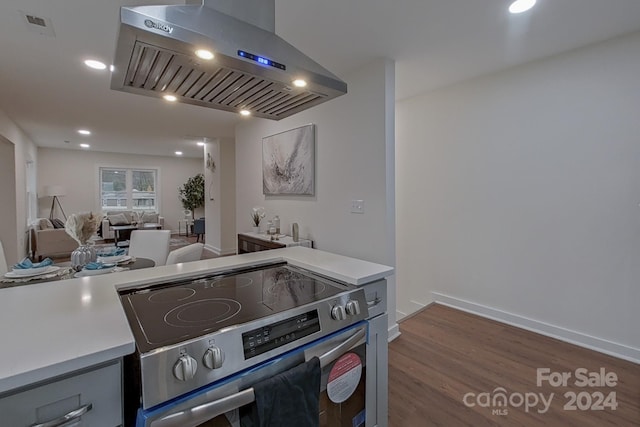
[71, 244, 96, 271]
[251, 226, 259, 233]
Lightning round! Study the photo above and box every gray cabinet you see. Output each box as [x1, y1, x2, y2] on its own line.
[237, 233, 286, 253]
[0, 360, 122, 427]
[237, 232, 312, 254]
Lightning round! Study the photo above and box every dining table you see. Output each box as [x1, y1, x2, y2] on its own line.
[0, 257, 156, 289]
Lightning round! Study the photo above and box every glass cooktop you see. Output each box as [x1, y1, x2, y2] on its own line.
[120, 263, 349, 353]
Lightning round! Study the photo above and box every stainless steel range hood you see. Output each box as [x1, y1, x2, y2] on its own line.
[110, 0, 347, 120]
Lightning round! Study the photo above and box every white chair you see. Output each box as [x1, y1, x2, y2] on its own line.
[166, 243, 204, 265]
[0, 240, 7, 275]
[128, 230, 171, 266]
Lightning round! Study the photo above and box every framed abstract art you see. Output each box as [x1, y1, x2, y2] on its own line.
[262, 124, 315, 196]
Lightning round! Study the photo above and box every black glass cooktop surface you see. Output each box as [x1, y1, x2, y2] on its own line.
[120, 263, 349, 353]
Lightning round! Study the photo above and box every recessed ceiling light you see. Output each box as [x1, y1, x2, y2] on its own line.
[292, 79, 307, 88]
[163, 94, 178, 102]
[240, 109, 251, 116]
[197, 141, 205, 146]
[77, 129, 91, 135]
[84, 59, 107, 70]
[175, 151, 183, 156]
[80, 143, 90, 148]
[509, 0, 536, 14]
[195, 49, 214, 60]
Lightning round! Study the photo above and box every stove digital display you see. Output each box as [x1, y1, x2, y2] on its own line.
[242, 310, 320, 359]
[237, 50, 286, 70]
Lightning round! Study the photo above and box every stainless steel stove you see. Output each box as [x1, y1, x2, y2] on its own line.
[119, 262, 369, 415]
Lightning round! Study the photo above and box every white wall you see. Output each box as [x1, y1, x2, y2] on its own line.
[220, 138, 236, 253]
[235, 58, 397, 331]
[0, 110, 38, 264]
[37, 148, 202, 232]
[0, 137, 17, 265]
[204, 138, 236, 255]
[396, 32, 640, 359]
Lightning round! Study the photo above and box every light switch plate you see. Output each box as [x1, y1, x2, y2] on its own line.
[351, 199, 364, 214]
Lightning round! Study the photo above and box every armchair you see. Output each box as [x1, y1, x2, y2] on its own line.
[29, 220, 78, 260]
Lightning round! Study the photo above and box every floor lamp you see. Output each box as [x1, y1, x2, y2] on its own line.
[43, 185, 67, 221]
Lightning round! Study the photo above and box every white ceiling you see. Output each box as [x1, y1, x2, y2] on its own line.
[1, 0, 640, 158]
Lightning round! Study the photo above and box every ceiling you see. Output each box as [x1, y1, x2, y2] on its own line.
[1, 0, 640, 158]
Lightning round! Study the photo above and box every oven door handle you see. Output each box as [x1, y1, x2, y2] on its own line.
[149, 327, 366, 427]
[317, 326, 366, 368]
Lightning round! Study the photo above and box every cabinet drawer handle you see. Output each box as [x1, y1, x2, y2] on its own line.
[31, 403, 93, 427]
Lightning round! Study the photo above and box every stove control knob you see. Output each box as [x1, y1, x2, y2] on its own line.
[173, 355, 197, 381]
[345, 300, 361, 316]
[203, 346, 225, 370]
[331, 305, 347, 321]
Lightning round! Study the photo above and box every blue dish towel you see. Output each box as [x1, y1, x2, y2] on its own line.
[98, 248, 126, 257]
[13, 257, 53, 269]
[83, 262, 115, 270]
[240, 357, 320, 427]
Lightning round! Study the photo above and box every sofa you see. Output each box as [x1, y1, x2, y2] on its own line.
[30, 218, 78, 260]
[101, 211, 164, 241]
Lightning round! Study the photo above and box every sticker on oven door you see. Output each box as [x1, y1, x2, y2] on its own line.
[327, 352, 362, 403]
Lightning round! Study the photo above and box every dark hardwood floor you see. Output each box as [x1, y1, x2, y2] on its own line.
[388, 304, 640, 426]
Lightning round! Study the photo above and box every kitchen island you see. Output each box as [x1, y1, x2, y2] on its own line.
[0, 246, 393, 424]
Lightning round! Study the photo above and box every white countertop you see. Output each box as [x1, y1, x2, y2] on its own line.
[0, 247, 393, 394]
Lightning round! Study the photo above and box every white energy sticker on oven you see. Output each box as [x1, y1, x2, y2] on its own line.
[327, 352, 362, 403]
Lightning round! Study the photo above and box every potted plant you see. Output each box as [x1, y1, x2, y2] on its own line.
[178, 174, 205, 221]
[251, 206, 265, 233]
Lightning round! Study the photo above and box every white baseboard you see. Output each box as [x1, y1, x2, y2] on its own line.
[396, 300, 428, 321]
[204, 244, 236, 256]
[432, 292, 640, 364]
[203, 244, 217, 255]
[219, 247, 237, 256]
[388, 323, 401, 342]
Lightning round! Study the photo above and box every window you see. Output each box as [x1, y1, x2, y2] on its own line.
[100, 167, 157, 211]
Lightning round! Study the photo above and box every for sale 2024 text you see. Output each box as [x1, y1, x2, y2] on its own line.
[537, 367, 618, 412]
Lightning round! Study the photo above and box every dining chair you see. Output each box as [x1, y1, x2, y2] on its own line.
[193, 218, 205, 243]
[128, 230, 171, 266]
[166, 243, 204, 265]
[0, 240, 7, 275]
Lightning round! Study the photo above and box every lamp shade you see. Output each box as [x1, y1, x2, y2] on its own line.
[43, 185, 66, 197]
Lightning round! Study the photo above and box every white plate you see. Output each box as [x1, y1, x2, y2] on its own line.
[5, 266, 60, 278]
[74, 266, 122, 277]
[97, 255, 130, 264]
[10, 265, 51, 276]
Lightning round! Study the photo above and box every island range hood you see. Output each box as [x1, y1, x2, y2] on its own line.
[111, 0, 347, 120]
